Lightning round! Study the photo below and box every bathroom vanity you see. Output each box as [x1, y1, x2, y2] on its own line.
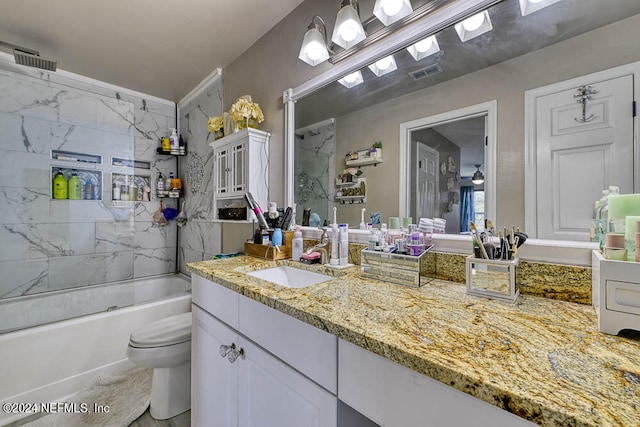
[188, 256, 640, 426]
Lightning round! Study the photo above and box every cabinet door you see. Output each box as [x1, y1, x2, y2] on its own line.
[230, 142, 247, 196]
[238, 336, 337, 427]
[215, 145, 230, 195]
[192, 305, 238, 427]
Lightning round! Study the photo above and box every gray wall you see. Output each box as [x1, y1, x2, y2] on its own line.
[223, 5, 640, 229]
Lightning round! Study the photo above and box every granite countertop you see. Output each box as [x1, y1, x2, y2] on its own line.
[187, 256, 640, 427]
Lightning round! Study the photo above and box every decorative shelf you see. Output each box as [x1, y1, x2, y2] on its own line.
[335, 195, 366, 204]
[156, 147, 186, 156]
[345, 157, 383, 167]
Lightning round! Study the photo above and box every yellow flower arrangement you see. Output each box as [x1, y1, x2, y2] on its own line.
[207, 116, 224, 134]
[229, 95, 264, 129]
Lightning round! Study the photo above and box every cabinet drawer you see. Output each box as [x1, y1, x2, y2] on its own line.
[192, 274, 239, 329]
[606, 279, 640, 315]
[239, 296, 337, 394]
[338, 339, 534, 427]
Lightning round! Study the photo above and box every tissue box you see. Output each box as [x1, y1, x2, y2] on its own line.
[466, 256, 519, 303]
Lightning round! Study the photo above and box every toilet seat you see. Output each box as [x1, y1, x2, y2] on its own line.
[129, 312, 191, 348]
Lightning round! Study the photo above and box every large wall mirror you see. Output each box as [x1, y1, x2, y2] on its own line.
[284, 0, 640, 239]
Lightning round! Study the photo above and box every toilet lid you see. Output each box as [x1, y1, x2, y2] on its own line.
[130, 312, 192, 348]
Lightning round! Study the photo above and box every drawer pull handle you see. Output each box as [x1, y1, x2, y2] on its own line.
[219, 343, 236, 358]
[228, 347, 245, 364]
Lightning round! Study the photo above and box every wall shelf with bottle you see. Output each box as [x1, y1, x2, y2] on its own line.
[344, 146, 383, 167]
[335, 177, 366, 204]
[155, 172, 182, 199]
[156, 128, 186, 156]
[52, 167, 102, 201]
[111, 173, 151, 203]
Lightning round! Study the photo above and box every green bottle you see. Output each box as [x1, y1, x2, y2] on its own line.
[68, 172, 82, 200]
[53, 172, 68, 199]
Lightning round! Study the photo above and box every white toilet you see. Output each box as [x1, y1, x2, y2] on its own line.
[127, 312, 192, 420]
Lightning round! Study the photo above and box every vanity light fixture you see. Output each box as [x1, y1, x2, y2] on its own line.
[519, 0, 563, 16]
[337, 70, 364, 88]
[332, 0, 367, 50]
[298, 16, 332, 66]
[471, 164, 485, 185]
[368, 54, 397, 77]
[455, 10, 493, 42]
[406, 35, 440, 61]
[373, 0, 413, 26]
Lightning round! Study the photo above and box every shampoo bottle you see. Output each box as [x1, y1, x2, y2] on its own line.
[169, 128, 179, 154]
[53, 172, 68, 199]
[67, 172, 82, 200]
[292, 226, 303, 261]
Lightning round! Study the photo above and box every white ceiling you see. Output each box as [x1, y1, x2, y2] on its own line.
[0, 0, 305, 101]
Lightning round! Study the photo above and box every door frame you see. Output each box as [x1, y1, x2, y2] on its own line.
[524, 61, 640, 237]
[399, 100, 497, 223]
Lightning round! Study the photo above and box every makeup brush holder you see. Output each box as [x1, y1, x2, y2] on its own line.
[466, 256, 519, 303]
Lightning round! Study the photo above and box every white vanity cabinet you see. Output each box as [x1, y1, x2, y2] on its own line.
[191, 274, 337, 427]
[210, 128, 270, 219]
[338, 339, 535, 427]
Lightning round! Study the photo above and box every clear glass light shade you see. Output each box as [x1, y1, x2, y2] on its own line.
[373, 0, 413, 26]
[407, 35, 440, 61]
[367, 55, 397, 77]
[337, 70, 364, 88]
[332, 5, 366, 49]
[455, 10, 493, 42]
[519, 0, 562, 16]
[299, 27, 330, 66]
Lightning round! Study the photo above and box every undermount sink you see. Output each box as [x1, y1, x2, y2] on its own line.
[246, 266, 333, 288]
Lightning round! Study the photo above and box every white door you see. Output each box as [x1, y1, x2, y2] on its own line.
[417, 143, 438, 219]
[535, 75, 634, 240]
[238, 336, 337, 427]
[191, 305, 238, 427]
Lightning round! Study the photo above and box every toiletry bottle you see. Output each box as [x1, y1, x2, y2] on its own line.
[67, 172, 82, 200]
[339, 224, 349, 265]
[169, 128, 179, 154]
[156, 173, 164, 197]
[179, 134, 186, 155]
[368, 229, 378, 251]
[129, 182, 138, 201]
[272, 228, 283, 246]
[292, 226, 304, 261]
[112, 182, 121, 200]
[53, 172, 68, 199]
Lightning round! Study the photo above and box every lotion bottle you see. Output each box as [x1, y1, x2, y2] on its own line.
[292, 226, 303, 261]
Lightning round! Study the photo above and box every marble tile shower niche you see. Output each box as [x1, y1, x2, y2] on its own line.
[0, 63, 177, 332]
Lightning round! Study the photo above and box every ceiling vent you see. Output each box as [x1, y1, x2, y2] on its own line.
[409, 63, 442, 81]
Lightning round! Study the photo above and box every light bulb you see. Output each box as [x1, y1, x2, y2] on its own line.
[414, 37, 433, 53]
[339, 20, 360, 42]
[305, 41, 324, 61]
[344, 72, 359, 83]
[382, 0, 404, 16]
[462, 12, 485, 32]
[375, 57, 392, 70]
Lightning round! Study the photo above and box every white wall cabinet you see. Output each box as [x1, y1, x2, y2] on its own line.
[191, 275, 337, 427]
[210, 128, 270, 219]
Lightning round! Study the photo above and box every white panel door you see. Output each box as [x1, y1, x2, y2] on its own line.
[237, 336, 337, 427]
[417, 143, 439, 219]
[536, 75, 634, 240]
[191, 305, 238, 427]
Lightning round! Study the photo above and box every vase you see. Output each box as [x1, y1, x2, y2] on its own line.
[223, 112, 238, 135]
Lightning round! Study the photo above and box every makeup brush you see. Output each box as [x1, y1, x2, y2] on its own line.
[470, 221, 489, 259]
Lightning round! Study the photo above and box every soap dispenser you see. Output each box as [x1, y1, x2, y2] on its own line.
[67, 172, 82, 200]
[53, 172, 68, 199]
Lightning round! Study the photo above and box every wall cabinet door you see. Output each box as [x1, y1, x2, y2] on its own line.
[191, 305, 238, 427]
[230, 142, 247, 196]
[214, 145, 231, 196]
[238, 335, 337, 427]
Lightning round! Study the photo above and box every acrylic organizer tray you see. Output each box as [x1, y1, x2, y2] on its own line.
[360, 246, 433, 288]
[466, 256, 519, 303]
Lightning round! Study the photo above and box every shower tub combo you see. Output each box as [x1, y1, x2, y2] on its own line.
[0, 273, 191, 426]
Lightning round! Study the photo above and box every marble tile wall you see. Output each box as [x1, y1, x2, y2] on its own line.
[0, 65, 177, 302]
[177, 75, 223, 274]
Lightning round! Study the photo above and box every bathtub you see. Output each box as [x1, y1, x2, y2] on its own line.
[0, 273, 191, 426]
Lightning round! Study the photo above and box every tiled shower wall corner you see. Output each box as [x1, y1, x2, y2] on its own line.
[178, 74, 223, 274]
[0, 63, 177, 299]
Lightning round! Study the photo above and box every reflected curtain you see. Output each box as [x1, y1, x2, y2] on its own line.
[460, 186, 475, 232]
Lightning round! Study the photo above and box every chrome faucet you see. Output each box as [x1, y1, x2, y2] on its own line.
[306, 227, 329, 264]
